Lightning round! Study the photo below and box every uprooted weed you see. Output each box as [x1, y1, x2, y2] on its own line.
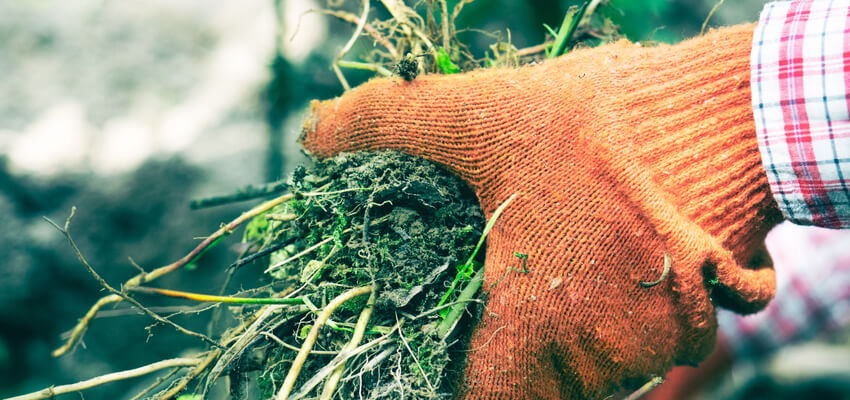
[241, 151, 485, 399]
[27, 2, 630, 398]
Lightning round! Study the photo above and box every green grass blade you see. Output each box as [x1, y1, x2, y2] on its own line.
[436, 266, 484, 338]
[436, 47, 461, 74]
[542, 23, 558, 37]
[548, 1, 589, 59]
[130, 286, 304, 305]
[435, 193, 518, 317]
[465, 192, 518, 266]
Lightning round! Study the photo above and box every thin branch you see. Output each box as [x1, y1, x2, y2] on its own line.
[340, 0, 371, 58]
[85, 303, 218, 320]
[412, 298, 484, 320]
[53, 192, 293, 357]
[319, 9, 397, 58]
[451, 0, 474, 30]
[7, 357, 201, 400]
[265, 213, 298, 221]
[229, 241, 289, 270]
[333, 62, 351, 90]
[44, 208, 222, 350]
[128, 256, 146, 274]
[334, 0, 371, 90]
[189, 180, 288, 209]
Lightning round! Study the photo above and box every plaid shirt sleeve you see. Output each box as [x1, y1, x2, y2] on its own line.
[751, 0, 850, 228]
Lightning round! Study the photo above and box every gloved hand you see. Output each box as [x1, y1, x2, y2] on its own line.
[300, 24, 783, 399]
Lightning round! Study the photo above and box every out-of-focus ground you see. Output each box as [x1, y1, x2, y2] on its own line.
[0, 2, 326, 398]
[3, 1, 848, 399]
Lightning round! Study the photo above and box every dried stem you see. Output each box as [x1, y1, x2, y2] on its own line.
[45, 208, 222, 352]
[156, 350, 221, 400]
[261, 332, 340, 355]
[265, 236, 334, 274]
[320, 291, 376, 399]
[7, 357, 201, 400]
[276, 285, 373, 400]
[338, 60, 393, 77]
[320, 9, 397, 58]
[126, 366, 181, 400]
[438, 0, 450, 51]
[288, 320, 401, 400]
[229, 241, 289, 270]
[333, 0, 371, 90]
[701, 0, 726, 36]
[516, 42, 552, 57]
[189, 179, 288, 209]
[624, 376, 664, 400]
[52, 193, 294, 357]
[639, 252, 672, 288]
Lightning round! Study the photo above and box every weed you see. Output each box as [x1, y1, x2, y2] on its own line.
[242, 151, 485, 399]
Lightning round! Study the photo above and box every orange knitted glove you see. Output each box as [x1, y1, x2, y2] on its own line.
[300, 24, 783, 399]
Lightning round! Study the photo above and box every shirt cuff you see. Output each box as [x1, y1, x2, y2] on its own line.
[751, 0, 850, 228]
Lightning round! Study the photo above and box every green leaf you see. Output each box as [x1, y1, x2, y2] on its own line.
[436, 47, 461, 74]
[243, 214, 269, 242]
[300, 259, 325, 283]
[177, 395, 203, 400]
[300, 324, 312, 339]
[542, 23, 558, 37]
[332, 212, 348, 248]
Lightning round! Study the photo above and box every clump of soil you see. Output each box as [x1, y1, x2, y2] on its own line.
[244, 151, 485, 399]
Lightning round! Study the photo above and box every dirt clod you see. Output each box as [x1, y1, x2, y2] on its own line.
[246, 151, 485, 399]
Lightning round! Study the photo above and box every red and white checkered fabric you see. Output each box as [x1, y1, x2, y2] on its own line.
[752, 0, 850, 228]
[718, 222, 850, 358]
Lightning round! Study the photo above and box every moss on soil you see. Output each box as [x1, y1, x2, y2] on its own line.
[244, 151, 485, 399]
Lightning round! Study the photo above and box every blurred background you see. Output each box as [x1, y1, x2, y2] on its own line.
[3, 0, 848, 399]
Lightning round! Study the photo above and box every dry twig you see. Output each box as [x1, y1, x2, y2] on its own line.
[8, 357, 201, 400]
[623, 376, 664, 400]
[52, 193, 294, 357]
[320, 290, 376, 399]
[276, 286, 373, 400]
[333, 0, 371, 90]
[45, 208, 222, 351]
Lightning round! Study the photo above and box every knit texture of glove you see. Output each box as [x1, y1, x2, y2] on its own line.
[300, 24, 782, 399]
